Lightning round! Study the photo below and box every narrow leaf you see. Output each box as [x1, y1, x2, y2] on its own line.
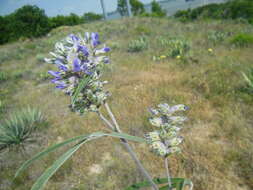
[15, 134, 93, 178]
[106, 132, 146, 143]
[31, 140, 87, 190]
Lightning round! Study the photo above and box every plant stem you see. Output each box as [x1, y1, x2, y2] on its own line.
[103, 103, 159, 190]
[164, 157, 172, 190]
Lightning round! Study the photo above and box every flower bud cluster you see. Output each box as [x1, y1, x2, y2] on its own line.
[45, 33, 111, 114]
[145, 103, 189, 157]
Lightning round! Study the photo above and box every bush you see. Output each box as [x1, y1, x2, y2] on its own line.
[82, 12, 102, 23]
[128, 36, 148, 52]
[0, 108, 45, 151]
[207, 30, 231, 45]
[166, 38, 190, 58]
[230, 33, 253, 47]
[174, 0, 253, 22]
[0, 72, 8, 83]
[117, 0, 145, 16]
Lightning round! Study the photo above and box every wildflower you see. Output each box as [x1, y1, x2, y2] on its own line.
[145, 103, 188, 157]
[45, 32, 111, 114]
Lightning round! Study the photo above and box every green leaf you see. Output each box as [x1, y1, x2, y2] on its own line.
[15, 131, 144, 180]
[125, 178, 193, 190]
[106, 132, 146, 143]
[31, 139, 88, 190]
[71, 75, 91, 106]
[15, 132, 103, 178]
[242, 72, 253, 88]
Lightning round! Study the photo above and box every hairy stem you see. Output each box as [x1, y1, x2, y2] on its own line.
[103, 102, 159, 190]
[164, 157, 172, 189]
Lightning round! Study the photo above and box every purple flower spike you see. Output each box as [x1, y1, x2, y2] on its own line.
[55, 81, 67, 89]
[51, 77, 61, 83]
[73, 58, 81, 72]
[91, 32, 100, 47]
[103, 57, 110, 64]
[77, 45, 89, 56]
[103, 47, 111, 52]
[69, 34, 79, 42]
[55, 60, 68, 72]
[48, 70, 60, 78]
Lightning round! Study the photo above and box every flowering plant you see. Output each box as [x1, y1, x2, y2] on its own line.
[16, 33, 193, 190]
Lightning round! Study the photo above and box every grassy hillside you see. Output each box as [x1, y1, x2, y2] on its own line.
[0, 17, 253, 190]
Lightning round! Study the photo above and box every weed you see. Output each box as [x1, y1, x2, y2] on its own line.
[0, 72, 8, 82]
[128, 36, 148, 52]
[207, 30, 230, 45]
[0, 107, 45, 151]
[230, 33, 253, 47]
[242, 68, 253, 92]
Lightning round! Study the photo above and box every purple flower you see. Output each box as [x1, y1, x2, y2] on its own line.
[103, 57, 110, 64]
[55, 60, 68, 72]
[77, 45, 89, 56]
[55, 81, 67, 89]
[81, 64, 92, 75]
[91, 32, 100, 47]
[103, 47, 111, 52]
[48, 70, 60, 78]
[51, 77, 61, 83]
[69, 34, 79, 42]
[73, 58, 81, 72]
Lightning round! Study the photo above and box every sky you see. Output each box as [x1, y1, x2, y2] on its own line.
[0, 0, 154, 16]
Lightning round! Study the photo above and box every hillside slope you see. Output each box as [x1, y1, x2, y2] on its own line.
[0, 18, 253, 190]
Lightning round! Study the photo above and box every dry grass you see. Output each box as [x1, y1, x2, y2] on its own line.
[0, 17, 253, 190]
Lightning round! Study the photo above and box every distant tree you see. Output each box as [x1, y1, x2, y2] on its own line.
[0, 16, 9, 44]
[117, 0, 145, 16]
[151, 0, 166, 17]
[8, 5, 50, 40]
[66, 13, 83, 25]
[50, 13, 83, 28]
[83, 12, 102, 23]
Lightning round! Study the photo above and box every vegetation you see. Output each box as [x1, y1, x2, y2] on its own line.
[0, 17, 252, 190]
[117, 0, 145, 16]
[0, 5, 102, 45]
[0, 108, 45, 151]
[242, 68, 253, 91]
[174, 0, 253, 23]
[128, 36, 148, 52]
[230, 33, 253, 47]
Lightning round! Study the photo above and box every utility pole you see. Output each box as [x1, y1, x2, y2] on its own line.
[126, 0, 132, 17]
[100, 0, 108, 20]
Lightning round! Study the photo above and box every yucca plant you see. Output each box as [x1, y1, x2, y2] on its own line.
[16, 33, 193, 190]
[0, 107, 44, 151]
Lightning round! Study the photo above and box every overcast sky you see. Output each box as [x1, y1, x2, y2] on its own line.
[0, 0, 154, 16]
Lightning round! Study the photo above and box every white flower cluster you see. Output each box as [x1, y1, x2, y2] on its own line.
[45, 33, 111, 114]
[145, 103, 189, 157]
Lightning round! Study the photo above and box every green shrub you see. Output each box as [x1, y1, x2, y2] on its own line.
[230, 33, 253, 47]
[0, 100, 5, 114]
[174, 0, 253, 22]
[207, 30, 230, 45]
[134, 25, 151, 35]
[166, 38, 190, 58]
[0, 72, 8, 82]
[0, 107, 45, 151]
[36, 54, 45, 63]
[128, 36, 148, 52]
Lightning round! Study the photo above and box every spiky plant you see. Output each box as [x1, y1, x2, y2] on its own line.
[0, 107, 45, 151]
